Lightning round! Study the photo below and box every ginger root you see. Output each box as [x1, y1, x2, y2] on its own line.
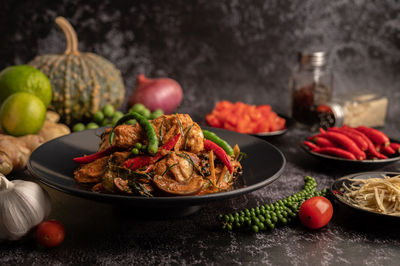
[0, 135, 34, 174]
[0, 111, 71, 175]
[39, 120, 70, 142]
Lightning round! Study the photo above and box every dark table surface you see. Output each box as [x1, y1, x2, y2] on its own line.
[1, 125, 400, 266]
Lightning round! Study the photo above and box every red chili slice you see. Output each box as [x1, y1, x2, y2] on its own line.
[124, 134, 181, 170]
[390, 143, 400, 153]
[381, 145, 395, 156]
[154, 134, 181, 161]
[310, 136, 336, 148]
[204, 139, 233, 173]
[355, 126, 390, 147]
[124, 156, 153, 170]
[73, 146, 121, 164]
[317, 131, 366, 160]
[313, 147, 357, 160]
[328, 127, 368, 151]
[303, 141, 318, 151]
[341, 126, 387, 159]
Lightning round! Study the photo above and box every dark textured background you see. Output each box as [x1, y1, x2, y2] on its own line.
[1, 0, 400, 123]
[1, 0, 400, 265]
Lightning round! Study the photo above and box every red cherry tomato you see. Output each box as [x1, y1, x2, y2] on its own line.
[299, 196, 333, 229]
[36, 220, 65, 247]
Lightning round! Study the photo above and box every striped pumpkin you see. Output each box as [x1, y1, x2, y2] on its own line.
[29, 17, 125, 125]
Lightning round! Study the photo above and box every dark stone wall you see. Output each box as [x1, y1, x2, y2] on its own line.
[1, 0, 399, 123]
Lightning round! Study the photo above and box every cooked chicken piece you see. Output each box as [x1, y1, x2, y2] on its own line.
[153, 151, 199, 183]
[74, 156, 109, 183]
[153, 174, 204, 196]
[167, 152, 194, 182]
[99, 114, 204, 153]
[109, 151, 131, 166]
[114, 178, 132, 194]
[152, 114, 204, 153]
[99, 124, 145, 151]
[74, 112, 243, 197]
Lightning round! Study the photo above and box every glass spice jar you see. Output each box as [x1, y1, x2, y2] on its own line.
[316, 92, 388, 129]
[289, 51, 333, 130]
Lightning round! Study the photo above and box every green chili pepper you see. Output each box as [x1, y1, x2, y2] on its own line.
[202, 129, 234, 156]
[109, 112, 159, 155]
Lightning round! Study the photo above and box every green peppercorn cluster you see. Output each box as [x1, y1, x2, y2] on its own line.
[131, 142, 147, 155]
[72, 103, 164, 132]
[218, 176, 328, 232]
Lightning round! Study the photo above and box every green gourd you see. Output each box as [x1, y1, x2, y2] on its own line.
[29, 16, 125, 125]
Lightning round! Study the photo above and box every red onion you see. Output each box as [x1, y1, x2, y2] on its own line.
[128, 74, 183, 114]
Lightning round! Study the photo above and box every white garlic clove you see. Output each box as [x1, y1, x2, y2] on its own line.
[0, 174, 51, 240]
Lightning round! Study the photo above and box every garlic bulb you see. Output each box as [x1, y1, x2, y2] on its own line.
[0, 174, 51, 240]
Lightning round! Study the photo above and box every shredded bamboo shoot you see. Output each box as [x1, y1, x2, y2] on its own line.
[337, 175, 400, 216]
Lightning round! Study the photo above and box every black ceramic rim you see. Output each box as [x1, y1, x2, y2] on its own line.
[27, 126, 286, 206]
[330, 171, 400, 218]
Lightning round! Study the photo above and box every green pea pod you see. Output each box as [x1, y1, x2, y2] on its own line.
[202, 129, 234, 156]
[109, 112, 159, 155]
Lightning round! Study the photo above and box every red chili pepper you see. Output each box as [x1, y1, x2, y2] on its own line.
[73, 146, 121, 164]
[124, 134, 181, 170]
[317, 132, 366, 160]
[310, 136, 336, 148]
[124, 156, 153, 170]
[328, 127, 368, 151]
[390, 142, 400, 153]
[303, 141, 318, 151]
[355, 126, 390, 147]
[381, 145, 395, 156]
[341, 126, 387, 160]
[204, 139, 233, 173]
[313, 147, 357, 160]
[307, 134, 320, 141]
[154, 134, 181, 161]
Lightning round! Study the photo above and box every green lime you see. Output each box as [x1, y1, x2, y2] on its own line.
[93, 111, 104, 124]
[86, 122, 99, 129]
[0, 92, 46, 136]
[0, 65, 52, 107]
[72, 123, 85, 132]
[102, 104, 115, 117]
[129, 103, 146, 114]
[150, 109, 164, 119]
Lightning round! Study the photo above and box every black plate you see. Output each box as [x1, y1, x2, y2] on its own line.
[331, 171, 400, 218]
[251, 114, 294, 137]
[28, 126, 285, 215]
[301, 138, 400, 168]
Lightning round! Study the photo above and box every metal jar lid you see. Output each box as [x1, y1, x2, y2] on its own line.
[327, 102, 344, 127]
[298, 51, 326, 67]
[316, 102, 344, 129]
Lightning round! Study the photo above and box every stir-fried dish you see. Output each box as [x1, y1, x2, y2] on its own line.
[73, 113, 244, 196]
